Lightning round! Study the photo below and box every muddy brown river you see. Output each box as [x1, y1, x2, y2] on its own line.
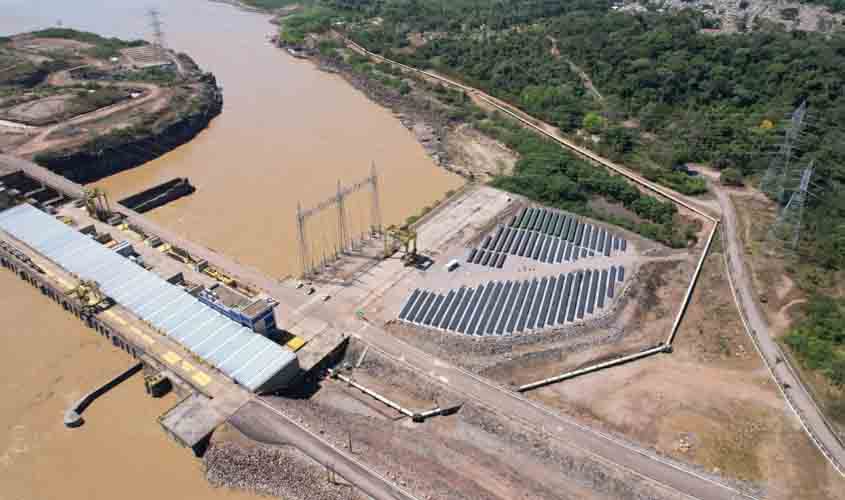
[0, 1, 461, 498]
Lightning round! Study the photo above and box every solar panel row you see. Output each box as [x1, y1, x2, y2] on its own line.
[467, 207, 629, 267]
[398, 265, 627, 336]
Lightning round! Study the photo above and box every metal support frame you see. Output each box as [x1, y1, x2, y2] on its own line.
[296, 167, 383, 278]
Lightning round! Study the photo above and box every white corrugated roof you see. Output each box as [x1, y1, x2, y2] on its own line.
[0, 204, 296, 392]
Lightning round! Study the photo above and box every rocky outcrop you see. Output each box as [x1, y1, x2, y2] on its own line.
[33, 74, 222, 184]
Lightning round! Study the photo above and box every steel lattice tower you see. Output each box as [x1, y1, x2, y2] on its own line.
[760, 100, 808, 203]
[769, 162, 814, 253]
[148, 8, 167, 58]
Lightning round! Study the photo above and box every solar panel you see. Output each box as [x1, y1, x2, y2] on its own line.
[515, 279, 538, 333]
[524, 232, 537, 257]
[603, 230, 612, 256]
[517, 230, 531, 256]
[621, 239, 627, 252]
[537, 276, 555, 329]
[449, 287, 475, 332]
[547, 238, 560, 264]
[548, 274, 565, 327]
[467, 248, 477, 263]
[495, 227, 509, 252]
[495, 253, 506, 268]
[525, 208, 538, 229]
[567, 271, 584, 322]
[564, 242, 573, 262]
[473, 249, 484, 264]
[552, 214, 564, 236]
[509, 230, 525, 255]
[434, 290, 457, 328]
[514, 208, 527, 227]
[608, 267, 617, 298]
[423, 294, 444, 326]
[582, 225, 593, 252]
[504, 227, 518, 253]
[597, 269, 608, 309]
[540, 211, 551, 233]
[481, 250, 493, 266]
[597, 229, 606, 257]
[412, 292, 436, 323]
[577, 270, 591, 320]
[445, 288, 469, 330]
[457, 285, 484, 333]
[487, 281, 512, 335]
[499, 281, 522, 335]
[618, 266, 625, 281]
[507, 280, 531, 334]
[489, 227, 504, 251]
[534, 209, 546, 231]
[530, 233, 544, 260]
[587, 271, 599, 314]
[481, 235, 492, 249]
[475, 282, 503, 335]
[466, 284, 494, 335]
[526, 277, 548, 330]
[589, 225, 599, 251]
[574, 223, 584, 246]
[408, 290, 430, 323]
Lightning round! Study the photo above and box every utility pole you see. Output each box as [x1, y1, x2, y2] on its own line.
[370, 162, 382, 236]
[296, 202, 309, 277]
[337, 179, 349, 254]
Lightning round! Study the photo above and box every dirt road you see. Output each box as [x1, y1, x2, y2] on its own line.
[14, 68, 165, 156]
[715, 187, 845, 474]
[231, 399, 418, 500]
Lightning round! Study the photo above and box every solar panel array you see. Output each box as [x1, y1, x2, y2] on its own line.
[467, 207, 628, 267]
[399, 265, 626, 336]
[0, 204, 297, 393]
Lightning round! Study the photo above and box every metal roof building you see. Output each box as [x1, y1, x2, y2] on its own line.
[0, 204, 298, 393]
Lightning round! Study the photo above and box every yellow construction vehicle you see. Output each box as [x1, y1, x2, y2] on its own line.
[384, 225, 418, 264]
[68, 279, 106, 309]
[82, 187, 112, 222]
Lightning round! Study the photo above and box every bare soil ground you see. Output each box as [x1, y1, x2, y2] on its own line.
[446, 123, 518, 181]
[525, 240, 845, 499]
[244, 341, 689, 500]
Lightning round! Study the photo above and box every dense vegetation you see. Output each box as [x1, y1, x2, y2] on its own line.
[785, 297, 845, 388]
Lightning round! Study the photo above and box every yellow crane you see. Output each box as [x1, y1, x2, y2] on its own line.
[384, 225, 418, 264]
[82, 187, 112, 222]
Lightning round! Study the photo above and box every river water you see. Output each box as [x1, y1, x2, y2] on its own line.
[1, 0, 462, 279]
[0, 0, 461, 498]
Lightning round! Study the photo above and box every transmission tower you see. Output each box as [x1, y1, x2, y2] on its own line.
[760, 100, 809, 203]
[769, 162, 814, 253]
[148, 8, 167, 59]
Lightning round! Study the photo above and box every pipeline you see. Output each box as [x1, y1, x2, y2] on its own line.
[329, 368, 414, 418]
[517, 345, 667, 392]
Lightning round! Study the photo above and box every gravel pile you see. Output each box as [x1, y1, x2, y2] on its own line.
[205, 440, 365, 500]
